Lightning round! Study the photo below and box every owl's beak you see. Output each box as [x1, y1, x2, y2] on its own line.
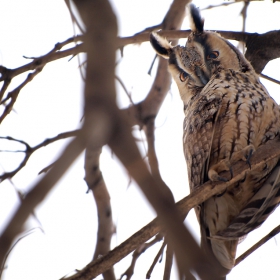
[195, 66, 209, 85]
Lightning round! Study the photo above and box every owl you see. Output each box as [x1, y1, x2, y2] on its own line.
[150, 4, 280, 276]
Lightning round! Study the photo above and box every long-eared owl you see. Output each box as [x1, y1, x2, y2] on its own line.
[150, 4, 280, 276]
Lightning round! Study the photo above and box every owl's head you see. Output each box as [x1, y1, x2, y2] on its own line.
[150, 4, 253, 105]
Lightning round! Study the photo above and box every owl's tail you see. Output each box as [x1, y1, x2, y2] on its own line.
[203, 160, 280, 272]
[210, 238, 238, 270]
[200, 222, 233, 279]
[215, 160, 280, 240]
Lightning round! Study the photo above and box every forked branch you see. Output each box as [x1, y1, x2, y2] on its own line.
[0, 130, 79, 181]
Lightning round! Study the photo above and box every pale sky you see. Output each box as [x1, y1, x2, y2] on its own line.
[0, 1, 280, 280]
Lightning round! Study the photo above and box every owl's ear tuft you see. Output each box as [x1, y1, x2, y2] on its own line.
[150, 32, 172, 59]
[189, 4, 204, 33]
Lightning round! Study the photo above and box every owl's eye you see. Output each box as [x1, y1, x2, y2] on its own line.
[179, 71, 188, 82]
[207, 51, 219, 59]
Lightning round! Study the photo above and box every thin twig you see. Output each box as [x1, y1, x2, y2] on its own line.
[0, 130, 79, 181]
[260, 73, 280, 85]
[146, 240, 167, 279]
[235, 224, 280, 266]
[200, 2, 236, 11]
[120, 234, 163, 280]
[115, 75, 134, 105]
[64, 0, 85, 34]
[0, 68, 43, 123]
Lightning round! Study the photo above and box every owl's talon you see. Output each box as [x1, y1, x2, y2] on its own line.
[229, 167, 233, 179]
[208, 159, 231, 182]
[217, 176, 228, 182]
[216, 187, 228, 197]
[245, 148, 254, 169]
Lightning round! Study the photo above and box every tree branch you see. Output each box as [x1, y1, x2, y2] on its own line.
[84, 146, 115, 280]
[235, 224, 280, 266]
[146, 239, 166, 279]
[0, 130, 79, 181]
[120, 234, 163, 280]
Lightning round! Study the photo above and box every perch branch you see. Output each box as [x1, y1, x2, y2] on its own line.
[62, 136, 280, 280]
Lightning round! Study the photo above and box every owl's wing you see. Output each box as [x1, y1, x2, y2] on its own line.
[184, 92, 223, 190]
[215, 160, 280, 239]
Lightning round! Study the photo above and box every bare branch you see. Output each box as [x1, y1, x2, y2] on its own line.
[0, 130, 79, 181]
[0, 69, 42, 123]
[115, 75, 134, 105]
[146, 239, 167, 279]
[84, 146, 115, 280]
[0, 38, 84, 82]
[200, 2, 236, 10]
[120, 234, 163, 280]
[260, 73, 280, 85]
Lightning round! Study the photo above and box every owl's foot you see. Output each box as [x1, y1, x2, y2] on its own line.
[208, 159, 231, 182]
[208, 145, 255, 182]
[230, 144, 255, 169]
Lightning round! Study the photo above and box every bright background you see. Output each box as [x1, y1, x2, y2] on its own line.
[0, 1, 280, 279]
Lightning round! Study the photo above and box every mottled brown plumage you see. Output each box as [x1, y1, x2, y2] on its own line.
[150, 4, 280, 275]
